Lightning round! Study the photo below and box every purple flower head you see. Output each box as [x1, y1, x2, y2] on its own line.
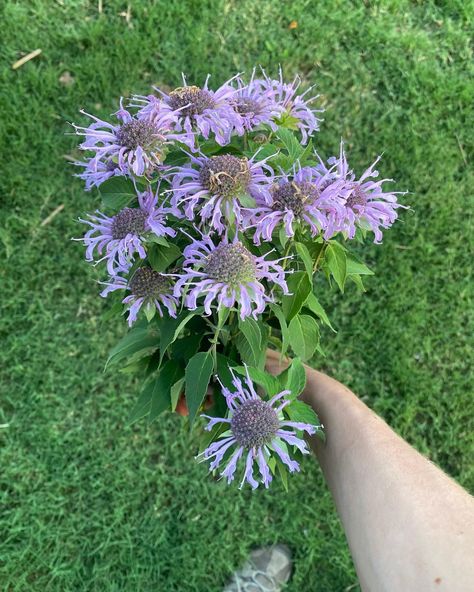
[252, 68, 323, 144]
[230, 69, 282, 134]
[101, 266, 179, 326]
[174, 233, 289, 319]
[247, 163, 341, 244]
[171, 152, 274, 233]
[197, 367, 318, 489]
[78, 186, 177, 275]
[73, 99, 184, 181]
[73, 158, 128, 192]
[132, 74, 240, 148]
[326, 142, 407, 242]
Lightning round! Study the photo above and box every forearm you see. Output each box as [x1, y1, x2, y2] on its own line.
[266, 352, 474, 591]
[303, 368, 474, 591]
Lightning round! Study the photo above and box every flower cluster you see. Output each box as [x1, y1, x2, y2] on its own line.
[74, 67, 406, 489]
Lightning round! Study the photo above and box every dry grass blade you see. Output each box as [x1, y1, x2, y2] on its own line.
[12, 49, 42, 70]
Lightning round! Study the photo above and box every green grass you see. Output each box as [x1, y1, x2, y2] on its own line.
[1, 1, 473, 590]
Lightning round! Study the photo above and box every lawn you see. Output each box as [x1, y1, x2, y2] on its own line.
[0, 1, 473, 590]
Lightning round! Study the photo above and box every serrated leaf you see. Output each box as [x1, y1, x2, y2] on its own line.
[278, 225, 289, 248]
[295, 242, 314, 280]
[282, 271, 312, 321]
[234, 366, 282, 397]
[148, 360, 183, 423]
[270, 303, 290, 356]
[238, 193, 257, 208]
[285, 399, 320, 428]
[185, 351, 214, 424]
[284, 357, 306, 398]
[148, 242, 181, 273]
[288, 314, 320, 361]
[348, 273, 367, 292]
[170, 333, 203, 361]
[99, 176, 136, 210]
[276, 128, 304, 162]
[127, 386, 153, 425]
[170, 377, 185, 412]
[146, 234, 170, 247]
[106, 326, 159, 369]
[346, 255, 374, 276]
[144, 302, 156, 322]
[304, 292, 336, 332]
[159, 309, 201, 363]
[325, 241, 347, 292]
[275, 457, 289, 492]
[216, 354, 236, 390]
[237, 317, 263, 367]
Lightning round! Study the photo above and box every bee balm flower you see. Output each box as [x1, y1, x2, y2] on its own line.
[197, 368, 318, 489]
[171, 152, 273, 233]
[73, 100, 185, 182]
[174, 234, 289, 319]
[77, 187, 177, 275]
[101, 267, 179, 326]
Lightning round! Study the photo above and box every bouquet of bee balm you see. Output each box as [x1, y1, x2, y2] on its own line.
[73, 69, 405, 489]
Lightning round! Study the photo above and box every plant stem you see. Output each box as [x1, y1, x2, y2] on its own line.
[313, 241, 327, 274]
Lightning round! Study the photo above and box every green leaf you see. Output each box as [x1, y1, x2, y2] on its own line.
[106, 326, 159, 369]
[99, 176, 136, 210]
[146, 234, 170, 248]
[295, 242, 314, 280]
[148, 360, 183, 423]
[170, 333, 203, 361]
[282, 271, 312, 321]
[276, 128, 304, 162]
[275, 457, 289, 492]
[216, 354, 236, 390]
[348, 273, 367, 292]
[278, 225, 289, 248]
[283, 357, 306, 399]
[144, 302, 156, 322]
[127, 386, 153, 425]
[159, 310, 201, 363]
[346, 255, 374, 276]
[304, 292, 336, 332]
[288, 314, 320, 361]
[239, 193, 257, 208]
[285, 399, 321, 428]
[270, 303, 290, 356]
[148, 242, 181, 273]
[185, 351, 214, 424]
[170, 377, 185, 412]
[325, 241, 347, 292]
[237, 317, 263, 367]
[234, 366, 282, 397]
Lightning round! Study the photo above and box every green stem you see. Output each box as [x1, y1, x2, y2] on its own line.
[313, 241, 327, 274]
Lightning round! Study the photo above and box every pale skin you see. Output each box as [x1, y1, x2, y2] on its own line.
[265, 350, 474, 592]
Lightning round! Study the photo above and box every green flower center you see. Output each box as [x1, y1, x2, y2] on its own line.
[199, 155, 251, 198]
[231, 399, 280, 448]
[204, 242, 257, 287]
